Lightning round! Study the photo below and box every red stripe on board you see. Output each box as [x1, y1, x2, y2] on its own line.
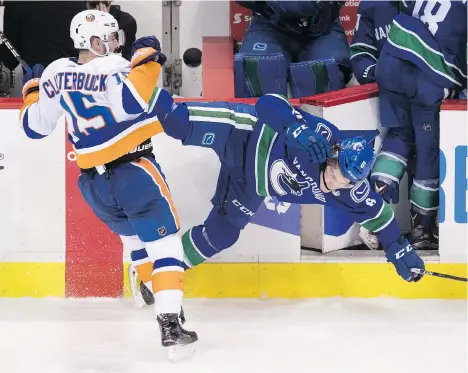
[300, 83, 379, 107]
[65, 131, 123, 298]
[441, 99, 467, 111]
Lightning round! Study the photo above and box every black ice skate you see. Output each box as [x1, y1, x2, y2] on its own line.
[409, 213, 439, 250]
[157, 313, 198, 347]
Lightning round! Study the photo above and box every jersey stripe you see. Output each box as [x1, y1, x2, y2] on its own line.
[76, 120, 161, 168]
[131, 158, 180, 230]
[125, 61, 162, 104]
[388, 19, 465, 87]
[255, 124, 278, 196]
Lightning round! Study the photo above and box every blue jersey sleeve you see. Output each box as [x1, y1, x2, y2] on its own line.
[329, 178, 402, 250]
[331, 179, 401, 250]
[350, 3, 379, 84]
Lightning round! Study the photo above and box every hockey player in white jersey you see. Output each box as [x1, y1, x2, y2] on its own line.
[19, 10, 197, 350]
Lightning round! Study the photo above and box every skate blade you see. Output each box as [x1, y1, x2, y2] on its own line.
[168, 344, 196, 362]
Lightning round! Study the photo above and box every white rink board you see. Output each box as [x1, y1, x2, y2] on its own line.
[439, 110, 468, 262]
[0, 110, 65, 262]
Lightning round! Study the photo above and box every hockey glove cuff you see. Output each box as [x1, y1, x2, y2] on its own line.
[385, 236, 425, 282]
[370, 176, 400, 204]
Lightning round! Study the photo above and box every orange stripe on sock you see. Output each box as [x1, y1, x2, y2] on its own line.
[135, 262, 153, 284]
[133, 158, 180, 229]
[152, 271, 184, 293]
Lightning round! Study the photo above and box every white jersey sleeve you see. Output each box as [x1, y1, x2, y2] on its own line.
[19, 61, 64, 139]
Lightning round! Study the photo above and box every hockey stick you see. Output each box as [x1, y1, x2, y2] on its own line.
[411, 268, 467, 282]
[0, 30, 32, 73]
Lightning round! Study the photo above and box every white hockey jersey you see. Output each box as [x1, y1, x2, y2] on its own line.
[19, 54, 163, 169]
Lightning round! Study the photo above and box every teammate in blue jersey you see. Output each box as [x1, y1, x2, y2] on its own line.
[234, 1, 351, 98]
[145, 90, 425, 290]
[370, 0, 467, 249]
[350, 1, 400, 85]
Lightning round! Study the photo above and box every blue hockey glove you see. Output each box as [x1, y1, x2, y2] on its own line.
[363, 65, 376, 84]
[130, 36, 167, 68]
[22, 64, 44, 98]
[371, 176, 400, 204]
[285, 122, 332, 163]
[386, 236, 425, 282]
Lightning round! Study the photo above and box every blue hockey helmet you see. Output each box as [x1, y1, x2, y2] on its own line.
[335, 136, 375, 182]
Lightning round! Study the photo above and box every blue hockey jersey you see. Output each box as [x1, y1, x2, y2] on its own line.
[236, 0, 343, 37]
[244, 96, 401, 249]
[350, 1, 400, 84]
[383, 0, 467, 90]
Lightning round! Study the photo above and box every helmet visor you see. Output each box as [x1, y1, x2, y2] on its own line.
[105, 30, 125, 53]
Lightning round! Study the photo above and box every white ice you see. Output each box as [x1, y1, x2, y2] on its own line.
[0, 298, 466, 373]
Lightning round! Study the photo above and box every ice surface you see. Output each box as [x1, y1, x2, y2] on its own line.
[0, 298, 466, 373]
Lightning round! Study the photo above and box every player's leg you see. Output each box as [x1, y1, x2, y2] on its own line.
[290, 20, 351, 97]
[235, 17, 292, 97]
[77, 172, 156, 307]
[113, 157, 197, 347]
[408, 72, 446, 249]
[371, 53, 415, 205]
[182, 166, 265, 269]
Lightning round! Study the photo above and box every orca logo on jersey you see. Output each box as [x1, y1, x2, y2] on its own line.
[270, 160, 310, 197]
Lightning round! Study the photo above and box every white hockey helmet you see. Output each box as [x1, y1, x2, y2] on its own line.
[70, 10, 125, 56]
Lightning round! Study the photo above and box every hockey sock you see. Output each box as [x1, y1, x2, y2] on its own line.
[145, 234, 184, 315]
[130, 248, 153, 290]
[181, 225, 221, 268]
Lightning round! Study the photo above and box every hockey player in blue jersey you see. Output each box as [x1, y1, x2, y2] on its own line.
[350, 1, 400, 249]
[350, 1, 400, 85]
[234, 1, 351, 98]
[146, 90, 425, 288]
[370, 0, 467, 249]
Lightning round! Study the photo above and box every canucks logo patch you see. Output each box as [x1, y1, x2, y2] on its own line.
[202, 133, 215, 145]
[350, 179, 370, 203]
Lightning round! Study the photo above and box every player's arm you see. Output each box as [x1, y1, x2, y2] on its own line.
[19, 64, 63, 139]
[111, 36, 166, 116]
[350, 4, 378, 85]
[332, 180, 425, 282]
[255, 94, 333, 163]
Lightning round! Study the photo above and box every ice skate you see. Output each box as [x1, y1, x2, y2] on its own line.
[157, 313, 198, 361]
[409, 213, 438, 250]
[128, 263, 148, 308]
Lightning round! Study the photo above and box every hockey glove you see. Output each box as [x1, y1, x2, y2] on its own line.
[370, 176, 400, 204]
[22, 64, 44, 98]
[385, 236, 425, 282]
[130, 36, 167, 68]
[285, 122, 332, 163]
